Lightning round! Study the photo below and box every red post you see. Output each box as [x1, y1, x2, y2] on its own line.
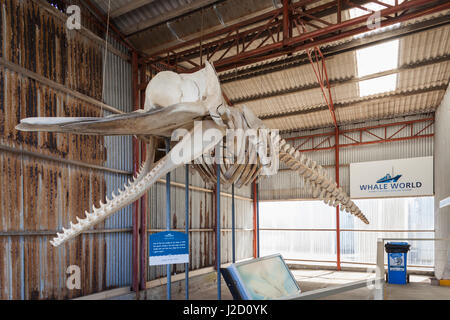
[131, 51, 140, 292]
[253, 181, 258, 258]
[282, 0, 291, 45]
[337, 0, 342, 24]
[335, 128, 341, 271]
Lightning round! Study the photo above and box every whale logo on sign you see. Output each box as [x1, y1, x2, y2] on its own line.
[376, 173, 402, 183]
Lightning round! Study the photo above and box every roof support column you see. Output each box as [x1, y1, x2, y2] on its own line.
[253, 181, 258, 258]
[335, 127, 341, 271]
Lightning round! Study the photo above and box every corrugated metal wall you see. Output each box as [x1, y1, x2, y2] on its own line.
[0, 0, 133, 299]
[102, 37, 134, 289]
[0, 0, 255, 299]
[145, 167, 254, 282]
[259, 114, 434, 200]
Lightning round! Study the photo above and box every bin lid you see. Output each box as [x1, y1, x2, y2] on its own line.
[387, 242, 409, 246]
[385, 242, 410, 253]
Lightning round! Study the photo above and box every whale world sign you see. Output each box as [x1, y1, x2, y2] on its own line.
[149, 231, 189, 266]
[350, 156, 433, 198]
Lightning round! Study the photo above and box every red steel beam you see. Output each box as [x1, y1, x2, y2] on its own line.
[253, 181, 258, 258]
[283, 0, 291, 45]
[215, 0, 447, 72]
[298, 133, 434, 152]
[146, 0, 450, 71]
[341, 117, 435, 134]
[139, 0, 322, 64]
[141, 0, 449, 72]
[296, 14, 340, 269]
[287, 118, 434, 152]
[335, 128, 341, 271]
[287, 117, 435, 142]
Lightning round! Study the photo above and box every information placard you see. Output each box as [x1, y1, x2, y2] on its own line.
[149, 231, 189, 266]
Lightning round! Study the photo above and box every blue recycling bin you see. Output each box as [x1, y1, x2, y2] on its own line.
[385, 242, 410, 285]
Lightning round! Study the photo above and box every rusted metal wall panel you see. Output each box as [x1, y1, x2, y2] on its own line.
[0, 0, 254, 299]
[0, 0, 132, 299]
[43, 0, 105, 38]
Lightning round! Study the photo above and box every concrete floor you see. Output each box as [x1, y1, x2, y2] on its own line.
[292, 269, 450, 300]
[182, 269, 450, 300]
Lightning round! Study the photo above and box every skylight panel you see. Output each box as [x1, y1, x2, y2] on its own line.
[356, 40, 399, 77]
[355, 39, 399, 96]
[359, 74, 397, 97]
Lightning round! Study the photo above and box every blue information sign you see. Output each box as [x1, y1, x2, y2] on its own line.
[149, 231, 189, 266]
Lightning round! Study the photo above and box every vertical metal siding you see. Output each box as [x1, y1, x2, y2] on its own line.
[0, 0, 132, 299]
[102, 37, 133, 289]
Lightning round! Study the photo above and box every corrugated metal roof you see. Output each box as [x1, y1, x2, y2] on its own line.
[92, 0, 450, 132]
[221, 23, 450, 132]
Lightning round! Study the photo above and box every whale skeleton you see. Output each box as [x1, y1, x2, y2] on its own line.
[16, 61, 369, 247]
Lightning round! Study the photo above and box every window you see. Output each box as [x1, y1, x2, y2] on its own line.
[260, 197, 434, 269]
